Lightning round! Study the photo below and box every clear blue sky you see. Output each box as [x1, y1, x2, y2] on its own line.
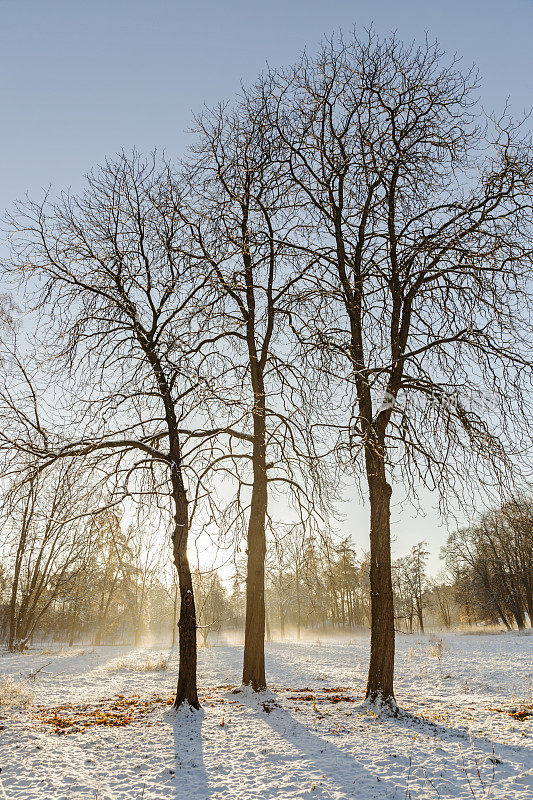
[1, 0, 532, 211]
[1, 0, 532, 572]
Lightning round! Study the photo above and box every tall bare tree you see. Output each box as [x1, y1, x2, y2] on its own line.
[1, 153, 229, 707]
[184, 103, 329, 689]
[261, 31, 533, 706]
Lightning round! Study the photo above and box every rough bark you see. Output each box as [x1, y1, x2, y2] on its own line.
[141, 335, 200, 709]
[172, 584, 178, 647]
[242, 404, 267, 690]
[172, 483, 199, 709]
[365, 447, 396, 706]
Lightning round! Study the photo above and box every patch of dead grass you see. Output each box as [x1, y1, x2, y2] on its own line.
[106, 655, 169, 673]
[0, 676, 34, 710]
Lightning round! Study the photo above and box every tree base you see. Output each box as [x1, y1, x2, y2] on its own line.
[363, 691, 399, 717]
[173, 696, 201, 711]
[233, 681, 268, 694]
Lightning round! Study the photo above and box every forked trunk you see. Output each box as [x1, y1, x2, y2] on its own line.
[365, 450, 396, 706]
[242, 408, 267, 690]
[172, 485, 200, 710]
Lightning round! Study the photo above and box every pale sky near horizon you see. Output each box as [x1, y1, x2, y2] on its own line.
[1, 0, 532, 575]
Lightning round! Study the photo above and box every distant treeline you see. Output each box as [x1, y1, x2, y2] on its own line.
[1, 491, 530, 650]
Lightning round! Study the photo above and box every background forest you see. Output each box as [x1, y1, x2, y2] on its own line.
[1, 494, 531, 650]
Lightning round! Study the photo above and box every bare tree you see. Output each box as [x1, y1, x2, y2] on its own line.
[261, 30, 533, 706]
[503, 497, 533, 626]
[124, 520, 165, 645]
[393, 542, 428, 633]
[192, 568, 229, 646]
[1, 153, 232, 707]
[184, 102, 330, 689]
[89, 511, 132, 646]
[444, 497, 532, 629]
[1, 461, 95, 651]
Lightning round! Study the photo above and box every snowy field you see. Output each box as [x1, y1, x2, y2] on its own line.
[0, 634, 531, 800]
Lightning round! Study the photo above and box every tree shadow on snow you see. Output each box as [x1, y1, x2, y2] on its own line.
[170, 707, 212, 800]
[262, 645, 367, 692]
[390, 704, 528, 763]
[202, 643, 243, 686]
[241, 693, 395, 799]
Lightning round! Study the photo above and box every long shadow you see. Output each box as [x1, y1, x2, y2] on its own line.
[10, 645, 134, 694]
[240, 693, 396, 799]
[262, 644, 315, 688]
[212, 642, 244, 682]
[169, 707, 212, 800]
[264, 648, 527, 766]
[389, 703, 530, 763]
[263, 643, 367, 689]
[197, 642, 243, 688]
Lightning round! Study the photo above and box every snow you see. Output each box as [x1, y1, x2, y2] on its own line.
[0, 634, 531, 799]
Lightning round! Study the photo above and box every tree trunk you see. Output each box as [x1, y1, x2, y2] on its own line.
[172, 583, 178, 647]
[525, 587, 533, 628]
[479, 571, 511, 630]
[416, 597, 424, 633]
[68, 582, 81, 647]
[296, 563, 301, 641]
[365, 450, 396, 706]
[510, 601, 526, 631]
[94, 571, 118, 647]
[8, 574, 19, 652]
[172, 484, 199, 709]
[140, 328, 199, 709]
[8, 539, 25, 651]
[242, 405, 267, 690]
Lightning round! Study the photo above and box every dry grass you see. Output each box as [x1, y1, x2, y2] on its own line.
[106, 655, 169, 673]
[407, 638, 449, 661]
[458, 625, 507, 635]
[35, 646, 96, 658]
[0, 676, 34, 709]
[407, 641, 426, 661]
[428, 636, 449, 659]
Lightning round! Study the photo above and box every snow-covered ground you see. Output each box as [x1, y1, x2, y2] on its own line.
[0, 633, 531, 799]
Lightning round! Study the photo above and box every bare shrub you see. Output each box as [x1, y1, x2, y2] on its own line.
[106, 655, 169, 673]
[428, 637, 448, 659]
[0, 676, 34, 709]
